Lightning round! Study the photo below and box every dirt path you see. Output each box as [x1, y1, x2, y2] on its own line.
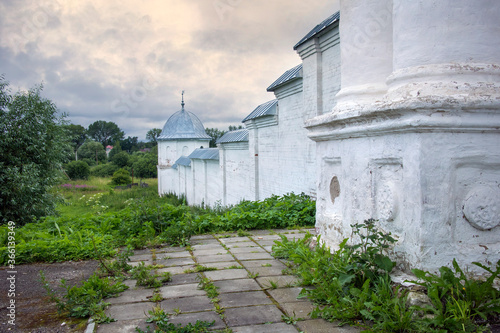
[0, 260, 98, 333]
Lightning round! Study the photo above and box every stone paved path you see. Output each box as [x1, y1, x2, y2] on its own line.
[93, 229, 361, 333]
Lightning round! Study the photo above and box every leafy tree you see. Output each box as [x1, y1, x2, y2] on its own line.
[228, 125, 243, 131]
[65, 160, 90, 180]
[77, 140, 106, 165]
[146, 128, 162, 144]
[205, 126, 244, 148]
[108, 140, 122, 160]
[120, 136, 139, 152]
[132, 152, 157, 178]
[205, 128, 226, 148]
[111, 151, 129, 168]
[0, 78, 70, 225]
[64, 124, 87, 160]
[87, 120, 124, 147]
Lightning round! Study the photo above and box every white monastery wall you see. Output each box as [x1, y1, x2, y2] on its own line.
[220, 144, 254, 206]
[273, 84, 316, 198]
[190, 159, 222, 207]
[157, 3, 500, 274]
[307, 0, 500, 274]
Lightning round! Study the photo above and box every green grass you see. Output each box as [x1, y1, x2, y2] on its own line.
[0, 180, 315, 265]
[56, 177, 158, 217]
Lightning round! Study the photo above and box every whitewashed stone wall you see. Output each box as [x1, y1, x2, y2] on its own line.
[190, 159, 222, 207]
[219, 143, 254, 206]
[257, 83, 316, 199]
[307, 0, 500, 274]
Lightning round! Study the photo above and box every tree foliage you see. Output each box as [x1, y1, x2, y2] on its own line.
[64, 124, 87, 160]
[108, 140, 122, 160]
[120, 136, 139, 152]
[0, 78, 70, 225]
[146, 128, 162, 143]
[132, 152, 157, 178]
[111, 151, 129, 168]
[87, 120, 124, 147]
[205, 125, 244, 148]
[205, 128, 226, 148]
[77, 140, 106, 165]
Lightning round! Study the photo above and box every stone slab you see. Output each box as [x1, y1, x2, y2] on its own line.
[268, 288, 307, 304]
[156, 246, 186, 253]
[225, 241, 258, 248]
[240, 259, 285, 268]
[197, 261, 242, 270]
[281, 302, 315, 319]
[107, 288, 153, 304]
[96, 318, 150, 333]
[192, 248, 228, 256]
[214, 278, 262, 293]
[122, 280, 138, 288]
[254, 235, 282, 241]
[169, 273, 199, 285]
[233, 252, 274, 261]
[253, 240, 279, 247]
[192, 243, 225, 250]
[296, 319, 361, 333]
[245, 265, 288, 277]
[230, 247, 266, 254]
[160, 295, 214, 313]
[196, 254, 235, 263]
[225, 305, 283, 327]
[156, 258, 195, 266]
[159, 283, 206, 299]
[219, 236, 252, 243]
[131, 248, 153, 255]
[105, 302, 153, 321]
[257, 276, 299, 289]
[218, 290, 273, 308]
[189, 238, 220, 245]
[157, 265, 195, 275]
[160, 251, 191, 259]
[232, 322, 299, 333]
[129, 254, 152, 262]
[204, 269, 249, 281]
[167, 311, 226, 330]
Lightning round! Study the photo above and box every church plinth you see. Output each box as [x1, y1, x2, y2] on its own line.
[307, 0, 500, 273]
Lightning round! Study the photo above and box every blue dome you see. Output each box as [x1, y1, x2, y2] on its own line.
[158, 108, 211, 140]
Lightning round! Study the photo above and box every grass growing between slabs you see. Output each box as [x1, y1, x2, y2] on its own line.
[271, 219, 500, 333]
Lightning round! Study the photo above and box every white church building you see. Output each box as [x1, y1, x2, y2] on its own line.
[158, 0, 500, 274]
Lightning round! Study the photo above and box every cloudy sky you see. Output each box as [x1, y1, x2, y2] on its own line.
[0, 0, 339, 140]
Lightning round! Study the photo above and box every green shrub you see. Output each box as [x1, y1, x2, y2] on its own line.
[65, 160, 90, 180]
[271, 221, 500, 332]
[111, 168, 131, 185]
[41, 271, 127, 322]
[90, 163, 118, 177]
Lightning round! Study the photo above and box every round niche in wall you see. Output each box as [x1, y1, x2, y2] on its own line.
[463, 185, 500, 231]
[330, 176, 340, 204]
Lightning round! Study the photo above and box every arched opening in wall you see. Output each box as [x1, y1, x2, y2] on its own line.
[330, 176, 340, 204]
[182, 146, 189, 156]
